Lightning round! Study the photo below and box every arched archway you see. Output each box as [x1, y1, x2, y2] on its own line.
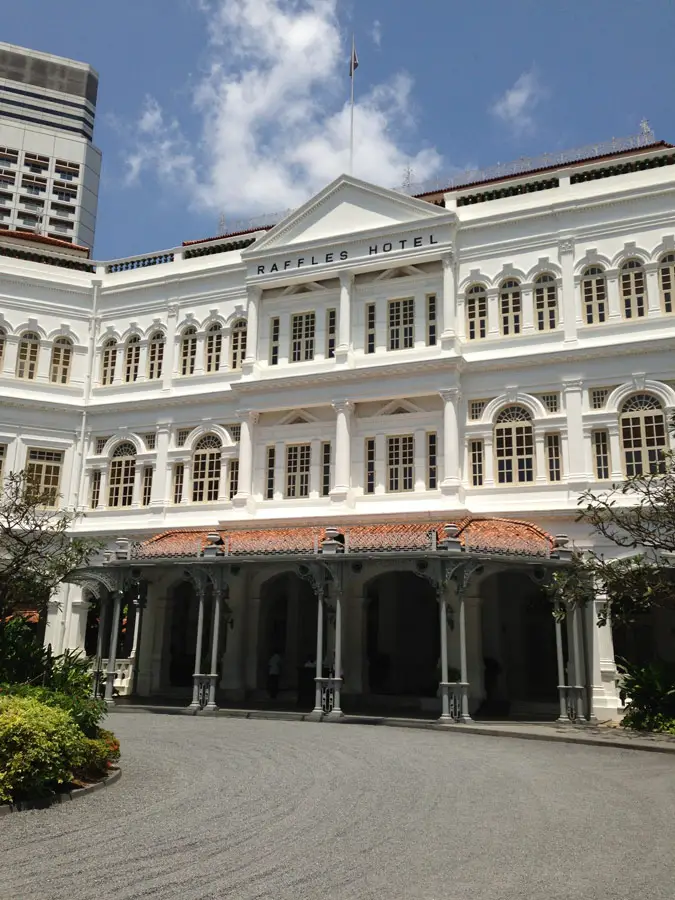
[479, 570, 558, 716]
[257, 571, 317, 703]
[365, 571, 439, 699]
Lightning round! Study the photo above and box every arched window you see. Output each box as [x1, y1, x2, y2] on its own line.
[499, 279, 521, 335]
[147, 331, 165, 380]
[180, 326, 197, 376]
[124, 335, 141, 383]
[50, 336, 72, 384]
[0, 328, 6, 369]
[659, 253, 675, 314]
[108, 441, 136, 507]
[16, 331, 40, 380]
[230, 319, 247, 370]
[582, 266, 607, 324]
[101, 338, 117, 386]
[495, 406, 534, 484]
[620, 394, 667, 476]
[466, 284, 487, 340]
[620, 259, 646, 319]
[534, 273, 558, 331]
[205, 323, 222, 373]
[192, 434, 222, 502]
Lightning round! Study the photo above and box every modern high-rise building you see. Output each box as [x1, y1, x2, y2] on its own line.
[0, 42, 101, 250]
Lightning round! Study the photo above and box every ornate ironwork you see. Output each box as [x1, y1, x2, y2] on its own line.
[321, 683, 335, 714]
[197, 677, 210, 710]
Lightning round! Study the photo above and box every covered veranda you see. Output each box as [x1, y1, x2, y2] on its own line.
[67, 517, 619, 724]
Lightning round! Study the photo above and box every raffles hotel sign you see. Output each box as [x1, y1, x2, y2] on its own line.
[253, 232, 441, 275]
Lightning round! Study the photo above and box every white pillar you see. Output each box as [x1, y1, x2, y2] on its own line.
[440, 388, 460, 493]
[458, 592, 473, 723]
[233, 411, 257, 506]
[521, 285, 535, 334]
[645, 265, 662, 317]
[558, 238, 578, 342]
[336, 271, 352, 362]
[163, 304, 178, 390]
[206, 590, 222, 711]
[131, 463, 143, 508]
[311, 589, 325, 716]
[607, 272, 622, 321]
[152, 425, 170, 505]
[243, 286, 260, 370]
[330, 400, 352, 501]
[608, 424, 623, 481]
[534, 428, 548, 484]
[329, 592, 344, 716]
[65, 585, 89, 652]
[587, 595, 621, 721]
[104, 590, 123, 705]
[563, 380, 587, 485]
[309, 438, 321, 498]
[414, 428, 426, 492]
[440, 251, 456, 345]
[487, 288, 499, 337]
[189, 584, 206, 709]
[438, 590, 452, 721]
[180, 459, 192, 504]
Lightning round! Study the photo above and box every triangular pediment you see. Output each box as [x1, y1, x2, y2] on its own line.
[378, 399, 424, 416]
[244, 175, 447, 254]
[278, 409, 319, 426]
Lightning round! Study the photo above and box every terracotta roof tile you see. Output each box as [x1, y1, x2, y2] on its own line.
[0, 228, 90, 255]
[137, 517, 553, 560]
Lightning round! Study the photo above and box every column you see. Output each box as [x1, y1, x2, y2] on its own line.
[206, 589, 222, 711]
[36, 337, 52, 384]
[483, 434, 495, 487]
[607, 271, 622, 321]
[330, 400, 352, 501]
[137, 342, 149, 382]
[438, 589, 452, 721]
[152, 424, 170, 505]
[464, 594, 485, 713]
[104, 589, 123, 705]
[309, 438, 321, 499]
[587, 594, 621, 720]
[328, 591, 344, 716]
[645, 265, 662, 317]
[188, 585, 206, 709]
[487, 288, 499, 337]
[311, 589, 325, 717]
[558, 238, 578, 342]
[162, 304, 178, 390]
[93, 594, 109, 699]
[414, 428, 426, 492]
[458, 592, 473, 723]
[218, 451, 230, 502]
[274, 440, 285, 500]
[2, 335, 18, 377]
[243, 286, 260, 370]
[131, 463, 143, 508]
[65, 586, 90, 652]
[440, 389, 460, 492]
[180, 459, 192, 504]
[562, 380, 587, 485]
[374, 433, 386, 494]
[336, 271, 352, 362]
[233, 411, 257, 506]
[608, 424, 623, 480]
[98, 467, 108, 508]
[521, 285, 535, 334]
[569, 603, 587, 723]
[553, 598, 570, 721]
[534, 428, 548, 484]
[440, 251, 456, 345]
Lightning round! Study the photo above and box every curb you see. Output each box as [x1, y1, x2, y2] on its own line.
[0, 768, 121, 816]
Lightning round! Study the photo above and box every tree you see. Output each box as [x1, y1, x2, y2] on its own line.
[549, 448, 675, 627]
[0, 471, 101, 623]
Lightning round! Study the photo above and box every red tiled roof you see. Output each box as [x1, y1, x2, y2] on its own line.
[138, 517, 554, 560]
[0, 228, 90, 255]
[182, 226, 274, 246]
[415, 141, 675, 198]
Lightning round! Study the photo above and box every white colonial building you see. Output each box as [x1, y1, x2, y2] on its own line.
[2, 131, 675, 723]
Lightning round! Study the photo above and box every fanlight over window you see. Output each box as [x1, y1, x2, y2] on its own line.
[147, 331, 165, 380]
[620, 259, 646, 319]
[181, 326, 197, 376]
[620, 393, 667, 476]
[50, 337, 73, 384]
[205, 323, 222, 374]
[101, 338, 117, 386]
[466, 284, 487, 340]
[495, 405, 534, 484]
[108, 441, 137, 508]
[16, 331, 40, 380]
[581, 266, 607, 325]
[534, 273, 558, 331]
[192, 434, 222, 502]
[230, 319, 247, 370]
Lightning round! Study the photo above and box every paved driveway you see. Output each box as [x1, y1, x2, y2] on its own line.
[2, 712, 674, 900]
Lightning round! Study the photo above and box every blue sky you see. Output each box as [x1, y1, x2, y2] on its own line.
[4, 0, 675, 259]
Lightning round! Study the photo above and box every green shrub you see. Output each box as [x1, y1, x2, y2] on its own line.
[73, 728, 120, 781]
[0, 617, 46, 684]
[619, 659, 675, 734]
[0, 683, 105, 738]
[0, 695, 88, 803]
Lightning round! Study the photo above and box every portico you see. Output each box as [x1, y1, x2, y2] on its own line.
[68, 517, 618, 723]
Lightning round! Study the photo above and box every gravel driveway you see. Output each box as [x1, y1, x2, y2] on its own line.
[1, 711, 674, 900]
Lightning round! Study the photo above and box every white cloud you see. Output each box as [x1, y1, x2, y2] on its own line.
[371, 19, 382, 48]
[118, 0, 441, 223]
[490, 70, 545, 136]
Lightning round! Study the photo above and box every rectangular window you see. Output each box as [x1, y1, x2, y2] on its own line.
[225, 423, 241, 443]
[593, 431, 610, 480]
[109, 457, 135, 508]
[89, 469, 101, 508]
[95, 436, 111, 455]
[326, 309, 336, 359]
[321, 441, 331, 496]
[266, 446, 275, 500]
[364, 438, 376, 494]
[141, 467, 153, 506]
[365, 303, 376, 354]
[470, 400, 487, 421]
[269, 317, 280, 366]
[286, 444, 311, 498]
[590, 388, 611, 410]
[539, 393, 560, 413]
[176, 428, 191, 447]
[386, 435, 414, 492]
[546, 434, 562, 482]
[427, 432, 438, 489]
[143, 433, 156, 450]
[173, 464, 185, 504]
[291, 313, 315, 362]
[228, 459, 239, 500]
[27, 448, 63, 506]
[388, 298, 414, 350]
[426, 294, 437, 346]
[470, 440, 484, 486]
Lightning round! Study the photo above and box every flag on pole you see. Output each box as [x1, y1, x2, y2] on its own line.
[350, 40, 359, 77]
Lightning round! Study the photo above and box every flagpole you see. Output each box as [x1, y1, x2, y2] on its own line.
[349, 34, 355, 175]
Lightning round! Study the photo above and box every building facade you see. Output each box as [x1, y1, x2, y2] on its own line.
[2, 133, 675, 721]
[0, 42, 101, 249]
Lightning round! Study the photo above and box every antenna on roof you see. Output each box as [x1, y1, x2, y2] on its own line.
[402, 165, 414, 192]
[640, 118, 653, 138]
[218, 213, 227, 235]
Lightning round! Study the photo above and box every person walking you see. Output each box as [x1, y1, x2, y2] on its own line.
[267, 650, 282, 700]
